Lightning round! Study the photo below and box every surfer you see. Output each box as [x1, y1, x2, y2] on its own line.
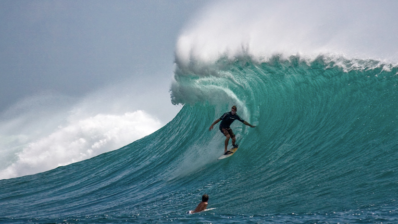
[190, 194, 209, 214]
[209, 105, 255, 154]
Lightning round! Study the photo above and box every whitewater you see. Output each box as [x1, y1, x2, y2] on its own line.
[1, 0, 398, 223]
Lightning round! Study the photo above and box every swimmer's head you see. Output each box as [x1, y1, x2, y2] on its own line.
[202, 194, 209, 202]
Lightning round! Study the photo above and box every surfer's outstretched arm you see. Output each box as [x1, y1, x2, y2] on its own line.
[209, 119, 221, 131]
[243, 121, 256, 128]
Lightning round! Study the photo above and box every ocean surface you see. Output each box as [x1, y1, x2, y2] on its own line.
[1, 55, 398, 223]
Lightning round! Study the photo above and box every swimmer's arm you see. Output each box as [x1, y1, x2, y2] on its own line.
[209, 119, 221, 130]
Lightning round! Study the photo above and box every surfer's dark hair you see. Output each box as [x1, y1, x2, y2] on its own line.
[202, 194, 209, 202]
[232, 105, 237, 111]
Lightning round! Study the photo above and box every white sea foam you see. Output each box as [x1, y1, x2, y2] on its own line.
[0, 110, 160, 179]
[0, 77, 180, 179]
[175, 0, 398, 66]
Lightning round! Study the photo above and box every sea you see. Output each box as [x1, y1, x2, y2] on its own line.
[1, 55, 398, 223]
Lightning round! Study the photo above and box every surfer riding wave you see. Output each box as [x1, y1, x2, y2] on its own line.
[209, 105, 255, 154]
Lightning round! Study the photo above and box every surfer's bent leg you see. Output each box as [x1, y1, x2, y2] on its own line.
[232, 137, 236, 146]
[224, 135, 230, 153]
[221, 128, 230, 153]
[227, 129, 236, 147]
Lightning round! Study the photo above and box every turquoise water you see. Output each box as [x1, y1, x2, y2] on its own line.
[1, 55, 398, 223]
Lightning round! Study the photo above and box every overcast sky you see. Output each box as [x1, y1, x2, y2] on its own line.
[0, 0, 208, 112]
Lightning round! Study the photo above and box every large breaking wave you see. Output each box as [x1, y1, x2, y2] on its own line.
[1, 54, 398, 222]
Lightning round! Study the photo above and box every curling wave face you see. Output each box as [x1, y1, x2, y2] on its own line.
[1, 55, 398, 222]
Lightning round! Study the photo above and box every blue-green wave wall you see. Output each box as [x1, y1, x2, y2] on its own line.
[1, 55, 398, 222]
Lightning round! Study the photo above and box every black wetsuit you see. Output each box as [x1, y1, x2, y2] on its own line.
[219, 112, 245, 130]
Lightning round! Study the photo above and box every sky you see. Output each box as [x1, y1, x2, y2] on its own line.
[0, 0, 210, 112]
[0, 0, 209, 179]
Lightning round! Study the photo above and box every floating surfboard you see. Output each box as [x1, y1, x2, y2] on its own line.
[187, 208, 216, 214]
[218, 146, 238, 160]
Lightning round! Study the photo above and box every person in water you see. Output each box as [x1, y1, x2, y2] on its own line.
[191, 194, 209, 214]
[209, 105, 255, 154]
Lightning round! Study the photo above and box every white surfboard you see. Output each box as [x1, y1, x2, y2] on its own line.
[187, 208, 216, 214]
[218, 146, 238, 160]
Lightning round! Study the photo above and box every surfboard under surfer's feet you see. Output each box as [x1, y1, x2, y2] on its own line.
[219, 145, 239, 160]
[224, 151, 233, 155]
